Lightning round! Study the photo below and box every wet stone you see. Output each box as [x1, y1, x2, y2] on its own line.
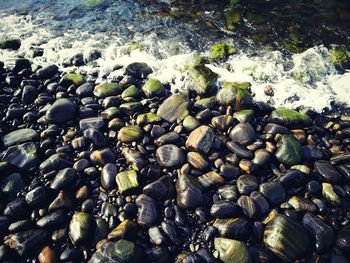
[314, 160, 342, 184]
[210, 201, 241, 219]
[37, 210, 67, 229]
[1, 142, 39, 171]
[187, 152, 209, 170]
[50, 168, 77, 191]
[269, 108, 312, 128]
[46, 98, 77, 123]
[157, 93, 189, 123]
[214, 237, 252, 263]
[264, 215, 309, 262]
[118, 125, 143, 143]
[0, 172, 24, 200]
[336, 225, 350, 253]
[90, 239, 144, 263]
[156, 144, 185, 168]
[4, 229, 48, 257]
[101, 163, 118, 191]
[90, 148, 116, 166]
[39, 153, 71, 174]
[108, 219, 138, 241]
[176, 172, 203, 210]
[69, 211, 93, 245]
[93, 82, 121, 99]
[198, 171, 225, 189]
[142, 78, 165, 98]
[237, 195, 257, 219]
[124, 62, 153, 78]
[76, 82, 93, 98]
[237, 174, 259, 195]
[25, 186, 48, 207]
[229, 122, 255, 146]
[186, 125, 214, 154]
[79, 117, 105, 130]
[38, 246, 58, 263]
[136, 194, 158, 228]
[302, 212, 334, 252]
[116, 170, 139, 194]
[275, 135, 302, 167]
[2, 128, 39, 148]
[143, 175, 175, 201]
[214, 218, 251, 241]
[259, 181, 286, 205]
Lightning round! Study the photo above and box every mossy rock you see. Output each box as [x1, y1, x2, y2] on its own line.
[0, 39, 21, 50]
[233, 109, 255, 123]
[216, 86, 253, 111]
[121, 85, 141, 100]
[283, 33, 305, 53]
[141, 78, 165, 98]
[118, 126, 143, 143]
[275, 135, 302, 167]
[269, 108, 312, 128]
[101, 107, 121, 120]
[214, 238, 252, 263]
[69, 212, 93, 245]
[187, 65, 218, 95]
[194, 97, 216, 110]
[94, 83, 122, 99]
[90, 239, 144, 263]
[225, 9, 241, 31]
[211, 43, 237, 60]
[330, 48, 349, 66]
[116, 170, 139, 194]
[222, 81, 251, 89]
[136, 113, 161, 126]
[183, 115, 200, 132]
[59, 73, 86, 87]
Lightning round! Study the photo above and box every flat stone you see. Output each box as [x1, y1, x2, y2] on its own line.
[157, 94, 189, 123]
[1, 143, 39, 171]
[2, 128, 39, 147]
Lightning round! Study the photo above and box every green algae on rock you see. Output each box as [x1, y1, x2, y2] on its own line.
[121, 85, 142, 100]
[214, 237, 252, 263]
[210, 43, 237, 60]
[216, 86, 253, 111]
[275, 135, 302, 167]
[118, 126, 143, 143]
[116, 170, 139, 194]
[94, 82, 121, 99]
[264, 215, 309, 262]
[269, 107, 312, 128]
[330, 48, 349, 66]
[59, 73, 86, 87]
[0, 39, 21, 50]
[69, 211, 93, 245]
[187, 64, 218, 95]
[136, 112, 161, 126]
[141, 78, 165, 98]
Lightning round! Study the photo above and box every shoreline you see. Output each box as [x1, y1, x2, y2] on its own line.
[0, 54, 350, 262]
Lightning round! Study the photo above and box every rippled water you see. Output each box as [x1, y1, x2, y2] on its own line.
[0, 0, 349, 111]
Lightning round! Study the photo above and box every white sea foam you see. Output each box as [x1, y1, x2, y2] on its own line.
[0, 11, 349, 112]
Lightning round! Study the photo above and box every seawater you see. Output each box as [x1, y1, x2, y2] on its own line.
[0, 0, 349, 112]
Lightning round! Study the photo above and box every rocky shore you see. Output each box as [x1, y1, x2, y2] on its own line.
[0, 51, 350, 263]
